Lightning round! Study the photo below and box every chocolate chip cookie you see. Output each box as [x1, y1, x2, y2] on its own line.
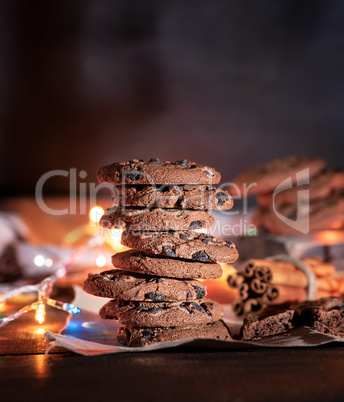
[100, 207, 215, 231]
[240, 309, 298, 341]
[253, 195, 344, 235]
[291, 297, 344, 337]
[83, 269, 206, 302]
[231, 155, 326, 196]
[112, 250, 223, 279]
[99, 298, 224, 327]
[257, 170, 344, 207]
[117, 320, 232, 346]
[97, 159, 221, 185]
[121, 230, 239, 263]
[112, 185, 233, 210]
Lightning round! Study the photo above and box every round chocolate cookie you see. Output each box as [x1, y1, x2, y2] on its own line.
[112, 250, 223, 279]
[100, 207, 215, 231]
[257, 169, 344, 207]
[121, 230, 239, 263]
[117, 320, 232, 347]
[231, 155, 326, 196]
[112, 185, 233, 210]
[83, 269, 206, 302]
[253, 195, 344, 235]
[99, 298, 224, 327]
[97, 159, 221, 185]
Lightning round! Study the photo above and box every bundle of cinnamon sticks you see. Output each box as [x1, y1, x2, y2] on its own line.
[228, 257, 344, 316]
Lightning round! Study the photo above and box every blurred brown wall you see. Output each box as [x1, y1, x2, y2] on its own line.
[0, 0, 344, 195]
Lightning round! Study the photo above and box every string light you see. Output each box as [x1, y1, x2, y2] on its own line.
[35, 303, 46, 325]
[89, 206, 104, 224]
[34, 255, 45, 267]
[96, 254, 107, 267]
[0, 235, 102, 328]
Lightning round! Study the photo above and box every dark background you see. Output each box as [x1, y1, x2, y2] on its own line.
[1, 0, 344, 195]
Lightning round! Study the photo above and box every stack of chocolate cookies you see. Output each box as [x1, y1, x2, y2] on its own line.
[231, 155, 344, 235]
[83, 159, 238, 346]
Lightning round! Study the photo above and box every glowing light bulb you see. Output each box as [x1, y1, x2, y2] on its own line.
[35, 303, 46, 325]
[34, 255, 45, 267]
[96, 254, 106, 267]
[89, 206, 104, 223]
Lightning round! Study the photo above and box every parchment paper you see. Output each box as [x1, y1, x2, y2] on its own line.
[45, 286, 344, 356]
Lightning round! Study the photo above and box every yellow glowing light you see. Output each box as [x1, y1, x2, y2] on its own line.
[0, 294, 4, 312]
[34, 255, 45, 267]
[219, 263, 237, 279]
[34, 327, 46, 335]
[89, 206, 104, 223]
[35, 303, 46, 325]
[96, 254, 107, 267]
[45, 258, 53, 268]
[314, 230, 344, 245]
[105, 228, 128, 252]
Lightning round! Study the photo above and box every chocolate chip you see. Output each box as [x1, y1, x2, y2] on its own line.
[180, 305, 191, 314]
[190, 302, 205, 313]
[186, 290, 193, 299]
[145, 292, 166, 302]
[189, 220, 203, 230]
[204, 170, 213, 176]
[192, 285, 206, 299]
[149, 308, 163, 315]
[192, 251, 210, 262]
[225, 240, 234, 248]
[174, 159, 190, 168]
[216, 192, 229, 206]
[162, 246, 177, 257]
[127, 170, 140, 181]
[142, 329, 155, 339]
[179, 233, 191, 240]
[149, 158, 163, 164]
[154, 277, 164, 283]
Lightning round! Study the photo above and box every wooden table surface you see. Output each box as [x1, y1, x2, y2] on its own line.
[1, 198, 344, 401]
[1, 300, 344, 402]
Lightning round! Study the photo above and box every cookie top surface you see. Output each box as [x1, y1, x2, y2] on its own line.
[253, 196, 344, 235]
[111, 250, 223, 279]
[113, 185, 233, 210]
[257, 169, 344, 207]
[231, 155, 326, 196]
[97, 159, 221, 185]
[117, 320, 232, 347]
[99, 298, 224, 327]
[121, 230, 239, 263]
[83, 269, 206, 302]
[100, 207, 215, 231]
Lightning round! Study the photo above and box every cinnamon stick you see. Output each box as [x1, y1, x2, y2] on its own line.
[233, 300, 244, 316]
[251, 278, 268, 294]
[243, 298, 264, 315]
[227, 273, 244, 289]
[239, 283, 250, 300]
[263, 285, 341, 305]
[301, 257, 336, 278]
[246, 258, 336, 278]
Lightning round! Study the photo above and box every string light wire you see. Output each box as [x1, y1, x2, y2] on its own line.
[0, 235, 103, 328]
